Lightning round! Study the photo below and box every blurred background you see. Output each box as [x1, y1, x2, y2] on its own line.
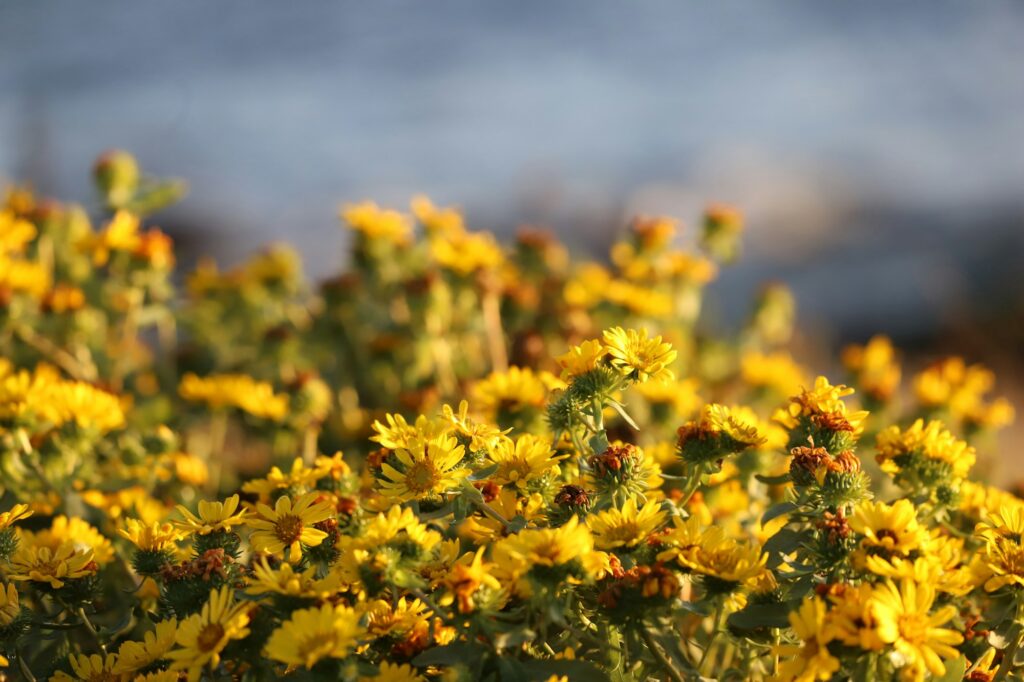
[2, 1, 1022, 444]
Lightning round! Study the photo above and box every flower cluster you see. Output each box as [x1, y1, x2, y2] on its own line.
[0, 153, 1019, 681]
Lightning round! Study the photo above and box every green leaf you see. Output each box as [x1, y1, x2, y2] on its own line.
[413, 641, 488, 669]
[608, 400, 639, 430]
[755, 472, 792, 485]
[763, 528, 811, 568]
[519, 659, 612, 681]
[934, 656, 966, 682]
[762, 501, 799, 524]
[469, 464, 499, 481]
[727, 600, 799, 630]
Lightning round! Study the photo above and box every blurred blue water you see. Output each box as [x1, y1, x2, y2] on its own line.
[2, 1, 1023, 337]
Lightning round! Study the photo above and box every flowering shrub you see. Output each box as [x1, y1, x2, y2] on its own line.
[0, 151, 1019, 681]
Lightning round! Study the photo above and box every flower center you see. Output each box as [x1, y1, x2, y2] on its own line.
[274, 514, 304, 544]
[897, 613, 929, 645]
[406, 461, 439, 493]
[197, 623, 226, 652]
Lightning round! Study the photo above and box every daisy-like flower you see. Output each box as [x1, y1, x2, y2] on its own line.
[775, 376, 869, 436]
[875, 419, 976, 483]
[492, 516, 609, 596]
[113, 618, 178, 674]
[772, 597, 841, 682]
[118, 519, 183, 552]
[976, 506, 1024, 591]
[848, 499, 929, 572]
[601, 327, 676, 384]
[487, 433, 565, 490]
[248, 492, 335, 563]
[50, 653, 121, 682]
[241, 457, 325, 500]
[471, 366, 561, 421]
[246, 556, 342, 599]
[0, 503, 32, 530]
[346, 505, 443, 554]
[587, 497, 667, 550]
[264, 603, 364, 669]
[441, 400, 508, 454]
[870, 580, 963, 680]
[8, 541, 97, 589]
[174, 494, 248, 536]
[377, 433, 468, 502]
[0, 583, 19, 626]
[167, 586, 251, 682]
[25, 515, 115, 566]
[676, 403, 766, 465]
[360, 662, 427, 682]
[439, 548, 502, 614]
[556, 339, 607, 380]
[178, 373, 288, 421]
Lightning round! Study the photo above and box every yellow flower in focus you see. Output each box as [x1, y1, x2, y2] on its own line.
[976, 506, 1024, 591]
[776, 376, 868, 435]
[439, 548, 501, 614]
[175, 494, 248, 535]
[248, 492, 335, 563]
[9, 542, 96, 589]
[118, 519, 183, 552]
[113, 618, 178, 674]
[487, 434, 564, 489]
[377, 432, 468, 502]
[870, 580, 963, 680]
[247, 557, 341, 599]
[342, 201, 413, 246]
[50, 653, 120, 682]
[441, 400, 509, 454]
[167, 586, 251, 682]
[772, 597, 841, 682]
[556, 339, 607, 380]
[587, 497, 666, 550]
[0, 584, 19, 626]
[242, 457, 324, 500]
[849, 500, 928, 572]
[264, 603, 364, 669]
[602, 327, 677, 384]
[179, 372, 288, 421]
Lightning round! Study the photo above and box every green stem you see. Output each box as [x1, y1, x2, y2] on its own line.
[698, 604, 726, 675]
[640, 626, 686, 682]
[76, 607, 107, 654]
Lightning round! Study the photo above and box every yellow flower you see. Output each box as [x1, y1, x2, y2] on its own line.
[342, 201, 413, 246]
[9, 541, 97, 589]
[248, 492, 335, 562]
[361, 661, 427, 682]
[441, 400, 509, 454]
[587, 497, 666, 550]
[849, 500, 929, 573]
[556, 339, 607, 380]
[875, 419, 976, 481]
[430, 229, 504, 275]
[870, 580, 963, 680]
[241, 457, 324, 500]
[0, 503, 32, 530]
[23, 516, 114, 566]
[377, 432, 468, 502]
[487, 434, 564, 489]
[264, 603, 364, 669]
[118, 519, 183, 552]
[822, 583, 885, 652]
[174, 494, 248, 535]
[471, 366, 560, 420]
[775, 375, 868, 435]
[49, 653, 121, 682]
[741, 351, 807, 397]
[913, 357, 1013, 430]
[347, 505, 442, 554]
[113, 618, 178, 674]
[439, 548, 501, 614]
[773, 597, 841, 682]
[601, 327, 676, 383]
[0, 209, 36, 254]
[976, 506, 1024, 591]
[411, 195, 464, 236]
[633, 377, 702, 418]
[492, 516, 608, 596]
[0, 583, 19, 626]
[178, 373, 288, 420]
[81, 209, 141, 265]
[167, 586, 251, 682]
[842, 335, 900, 401]
[247, 557, 341, 599]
